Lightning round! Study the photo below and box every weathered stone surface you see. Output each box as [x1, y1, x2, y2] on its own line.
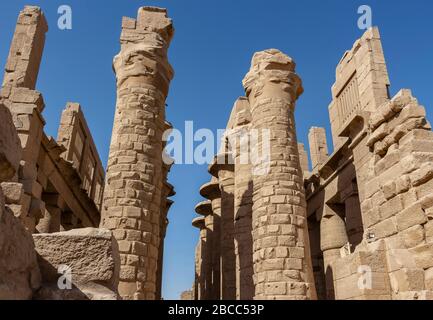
[33, 228, 120, 296]
[0, 102, 21, 182]
[0, 190, 41, 299]
[101, 6, 175, 300]
[34, 282, 118, 300]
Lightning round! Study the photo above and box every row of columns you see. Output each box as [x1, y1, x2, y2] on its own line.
[193, 49, 317, 300]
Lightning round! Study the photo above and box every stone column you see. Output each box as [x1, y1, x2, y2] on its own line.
[229, 119, 255, 300]
[210, 154, 236, 300]
[343, 193, 363, 250]
[155, 196, 173, 300]
[192, 216, 207, 300]
[320, 205, 348, 300]
[200, 179, 222, 299]
[101, 7, 174, 300]
[37, 194, 64, 233]
[242, 49, 316, 300]
[195, 199, 214, 300]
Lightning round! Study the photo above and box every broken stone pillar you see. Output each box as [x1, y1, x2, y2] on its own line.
[101, 7, 174, 300]
[192, 216, 207, 300]
[200, 179, 222, 299]
[242, 49, 316, 300]
[320, 205, 349, 300]
[308, 127, 328, 170]
[1, 6, 48, 232]
[2, 6, 48, 89]
[210, 153, 236, 300]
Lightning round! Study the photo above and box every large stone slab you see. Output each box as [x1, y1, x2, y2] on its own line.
[32, 228, 120, 300]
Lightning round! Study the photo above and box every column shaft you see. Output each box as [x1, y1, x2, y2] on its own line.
[243, 49, 316, 300]
[101, 7, 174, 300]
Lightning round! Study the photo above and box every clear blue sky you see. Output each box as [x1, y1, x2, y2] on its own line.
[1, 0, 432, 300]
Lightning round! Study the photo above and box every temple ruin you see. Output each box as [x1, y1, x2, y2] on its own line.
[192, 28, 433, 300]
[1, 5, 433, 301]
[0, 5, 174, 300]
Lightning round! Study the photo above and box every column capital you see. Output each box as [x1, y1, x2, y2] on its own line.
[192, 216, 206, 229]
[199, 180, 221, 200]
[242, 49, 303, 104]
[195, 200, 213, 216]
[208, 152, 234, 178]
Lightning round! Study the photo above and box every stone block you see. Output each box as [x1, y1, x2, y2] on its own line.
[0, 182, 23, 204]
[401, 225, 425, 249]
[396, 203, 427, 232]
[370, 217, 398, 239]
[389, 268, 425, 292]
[409, 243, 433, 270]
[0, 197, 41, 299]
[33, 228, 120, 299]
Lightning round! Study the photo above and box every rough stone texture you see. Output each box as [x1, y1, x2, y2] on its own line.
[0, 96, 40, 300]
[0, 102, 21, 181]
[56, 102, 105, 211]
[101, 6, 175, 300]
[303, 27, 433, 300]
[242, 49, 316, 300]
[0, 190, 41, 299]
[192, 27, 433, 301]
[1, 5, 103, 234]
[33, 228, 119, 300]
[2, 6, 47, 89]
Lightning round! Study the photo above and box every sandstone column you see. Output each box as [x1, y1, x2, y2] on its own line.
[200, 179, 222, 299]
[36, 194, 64, 233]
[242, 49, 316, 300]
[195, 200, 214, 300]
[192, 216, 207, 300]
[320, 205, 348, 300]
[225, 98, 255, 300]
[210, 154, 236, 300]
[101, 7, 174, 300]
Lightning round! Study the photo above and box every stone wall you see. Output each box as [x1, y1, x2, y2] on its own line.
[0, 5, 120, 300]
[304, 27, 433, 300]
[57, 102, 105, 211]
[0, 100, 41, 299]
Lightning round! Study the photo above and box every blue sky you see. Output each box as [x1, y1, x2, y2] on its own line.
[1, 0, 432, 299]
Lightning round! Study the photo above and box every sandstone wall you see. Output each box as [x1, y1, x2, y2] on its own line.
[0, 100, 41, 299]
